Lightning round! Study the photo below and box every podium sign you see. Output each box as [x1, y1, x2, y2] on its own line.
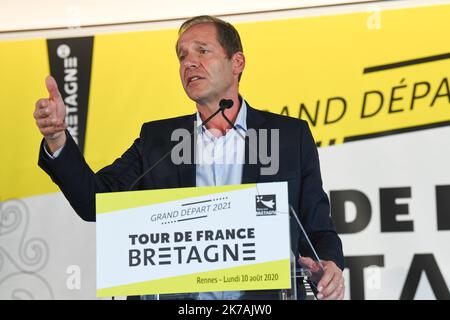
[96, 182, 291, 297]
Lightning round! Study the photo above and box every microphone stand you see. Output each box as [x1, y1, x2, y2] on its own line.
[221, 102, 324, 300]
[122, 99, 234, 301]
[127, 102, 229, 191]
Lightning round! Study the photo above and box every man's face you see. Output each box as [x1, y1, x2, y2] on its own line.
[177, 23, 237, 104]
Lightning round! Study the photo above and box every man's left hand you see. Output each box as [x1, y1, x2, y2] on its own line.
[299, 257, 345, 300]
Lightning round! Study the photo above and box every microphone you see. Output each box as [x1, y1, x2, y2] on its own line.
[219, 99, 233, 110]
[220, 98, 323, 299]
[126, 99, 233, 302]
[218, 99, 247, 141]
[127, 99, 234, 191]
[220, 98, 321, 268]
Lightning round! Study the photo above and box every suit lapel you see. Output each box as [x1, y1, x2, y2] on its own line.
[176, 113, 197, 188]
[241, 102, 267, 184]
[175, 101, 267, 187]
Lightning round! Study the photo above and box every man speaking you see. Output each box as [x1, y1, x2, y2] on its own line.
[33, 15, 345, 300]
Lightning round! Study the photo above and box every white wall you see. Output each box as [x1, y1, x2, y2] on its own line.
[1, 0, 448, 40]
[0, 0, 378, 31]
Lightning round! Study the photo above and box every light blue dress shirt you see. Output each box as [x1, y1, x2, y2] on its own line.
[195, 100, 247, 300]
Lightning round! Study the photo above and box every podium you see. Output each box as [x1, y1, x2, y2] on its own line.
[96, 182, 318, 300]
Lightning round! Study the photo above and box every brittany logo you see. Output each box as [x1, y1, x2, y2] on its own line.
[255, 195, 277, 216]
[47, 36, 94, 154]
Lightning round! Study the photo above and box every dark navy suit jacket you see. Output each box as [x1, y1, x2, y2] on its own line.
[39, 102, 344, 299]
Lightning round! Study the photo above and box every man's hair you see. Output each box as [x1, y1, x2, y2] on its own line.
[177, 15, 244, 81]
[178, 15, 243, 59]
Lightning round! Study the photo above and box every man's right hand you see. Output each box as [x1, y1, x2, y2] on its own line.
[34, 75, 68, 153]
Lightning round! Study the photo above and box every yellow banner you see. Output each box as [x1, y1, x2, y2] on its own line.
[1, 4, 449, 200]
[97, 259, 290, 297]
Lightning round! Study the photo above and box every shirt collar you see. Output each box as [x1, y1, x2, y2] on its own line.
[196, 97, 248, 134]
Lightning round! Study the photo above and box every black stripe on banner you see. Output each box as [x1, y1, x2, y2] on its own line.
[47, 37, 94, 154]
[344, 121, 450, 143]
[363, 53, 450, 74]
